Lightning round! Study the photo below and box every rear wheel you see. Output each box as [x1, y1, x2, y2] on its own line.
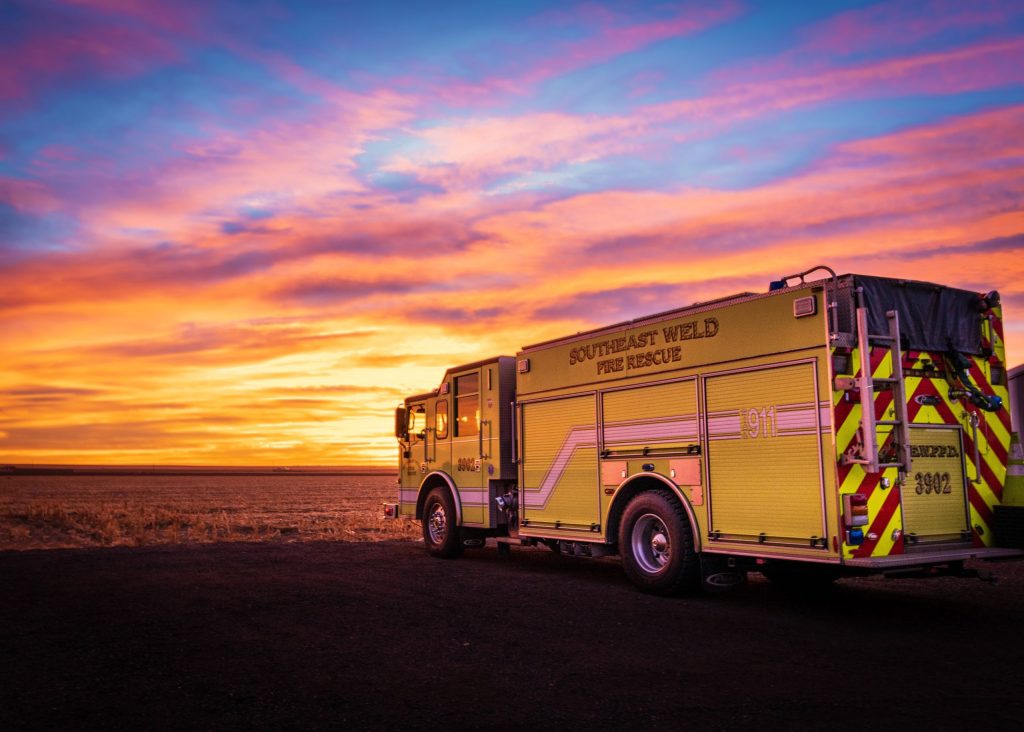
[422, 488, 463, 558]
[619, 489, 698, 595]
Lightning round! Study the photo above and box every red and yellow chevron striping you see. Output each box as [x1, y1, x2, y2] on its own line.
[833, 304, 1010, 560]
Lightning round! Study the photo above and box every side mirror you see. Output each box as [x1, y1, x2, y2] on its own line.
[395, 406, 408, 440]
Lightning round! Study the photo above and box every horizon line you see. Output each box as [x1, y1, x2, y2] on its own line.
[0, 463, 396, 476]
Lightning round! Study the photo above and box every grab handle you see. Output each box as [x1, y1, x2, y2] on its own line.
[969, 413, 982, 484]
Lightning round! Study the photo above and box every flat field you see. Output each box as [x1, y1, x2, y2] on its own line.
[0, 472, 418, 550]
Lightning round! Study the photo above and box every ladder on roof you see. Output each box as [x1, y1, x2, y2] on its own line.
[841, 307, 914, 475]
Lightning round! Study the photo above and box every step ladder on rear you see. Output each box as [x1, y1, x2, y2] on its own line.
[840, 306, 914, 475]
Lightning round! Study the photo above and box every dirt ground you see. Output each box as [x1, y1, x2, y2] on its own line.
[3, 540, 1024, 731]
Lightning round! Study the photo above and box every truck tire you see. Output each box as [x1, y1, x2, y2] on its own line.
[422, 487, 463, 558]
[619, 489, 698, 595]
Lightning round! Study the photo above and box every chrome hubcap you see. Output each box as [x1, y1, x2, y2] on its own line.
[427, 502, 447, 544]
[632, 513, 671, 574]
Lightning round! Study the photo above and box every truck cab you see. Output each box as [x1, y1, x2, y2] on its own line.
[395, 357, 517, 554]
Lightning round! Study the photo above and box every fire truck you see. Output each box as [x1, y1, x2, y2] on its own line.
[388, 267, 1022, 594]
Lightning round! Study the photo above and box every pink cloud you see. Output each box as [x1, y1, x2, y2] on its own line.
[833, 102, 1024, 163]
[383, 37, 1024, 192]
[0, 176, 59, 214]
[0, 21, 182, 102]
[367, 95, 1024, 341]
[648, 37, 1024, 126]
[705, 0, 1024, 88]
[37, 145, 81, 163]
[464, 104, 1024, 295]
[432, 2, 741, 106]
[59, 0, 210, 36]
[383, 111, 640, 190]
[801, 0, 1024, 56]
[49, 87, 419, 241]
[520, 2, 741, 84]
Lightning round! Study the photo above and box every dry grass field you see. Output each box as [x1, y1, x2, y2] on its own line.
[0, 472, 419, 550]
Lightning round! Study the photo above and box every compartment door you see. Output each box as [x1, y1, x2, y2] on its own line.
[705, 362, 826, 545]
[520, 395, 598, 533]
[602, 379, 698, 454]
[902, 426, 970, 545]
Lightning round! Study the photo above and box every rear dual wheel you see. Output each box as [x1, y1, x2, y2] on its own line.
[619, 489, 699, 596]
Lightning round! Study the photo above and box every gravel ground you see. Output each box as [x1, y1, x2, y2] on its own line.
[2, 540, 1023, 731]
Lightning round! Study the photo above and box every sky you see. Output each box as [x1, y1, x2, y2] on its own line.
[1, 0, 1023, 466]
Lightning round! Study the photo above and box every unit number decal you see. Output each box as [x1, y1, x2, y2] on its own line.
[457, 457, 482, 472]
[741, 406, 777, 439]
[913, 471, 951, 495]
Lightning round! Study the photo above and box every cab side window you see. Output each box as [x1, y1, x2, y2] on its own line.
[435, 399, 449, 439]
[408, 405, 425, 442]
[455, 372, 479, 437]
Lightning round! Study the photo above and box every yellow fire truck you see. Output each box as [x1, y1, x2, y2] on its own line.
[388, 266, 1022, 594]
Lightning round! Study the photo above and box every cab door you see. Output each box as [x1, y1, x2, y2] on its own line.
[400, 402, 427, 515]
[451, 369, 486, 525]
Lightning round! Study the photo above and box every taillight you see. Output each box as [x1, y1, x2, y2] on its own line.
[843, 493, 868, 545]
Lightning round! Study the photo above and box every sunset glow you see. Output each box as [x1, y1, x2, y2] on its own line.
[2, 1, 1023, 465]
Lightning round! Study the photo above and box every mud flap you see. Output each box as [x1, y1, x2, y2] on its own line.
[700, 554, 747, 592]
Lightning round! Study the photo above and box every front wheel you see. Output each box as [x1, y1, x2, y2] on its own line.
[422, 488, 463, 558]
[619, 489, 698, 595]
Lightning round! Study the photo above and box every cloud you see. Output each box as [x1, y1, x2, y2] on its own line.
[650, 38, 1024, 128]
[0, 2, 193, 105]
[799, 0, 1024, 57]
[383, 112, 640, 190]
[260, 384, 408, 398]
[382, 37, 1024, 193]
[0, 176, 59, 214]
[427, 2, 742, 106]
[0, 385, 103, 407]
[274, 278, 415, 306]
[531, 283, 678, 323]
[76, 323, 376, 364]
[888, 232, 1024, 260]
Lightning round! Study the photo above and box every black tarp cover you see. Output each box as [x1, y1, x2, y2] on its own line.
[833, 275, 983, 354]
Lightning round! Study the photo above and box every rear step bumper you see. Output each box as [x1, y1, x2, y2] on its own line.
[843, 547, 1024, 569]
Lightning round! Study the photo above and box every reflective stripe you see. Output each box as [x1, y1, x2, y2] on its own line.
[604, 416, 697, 445]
